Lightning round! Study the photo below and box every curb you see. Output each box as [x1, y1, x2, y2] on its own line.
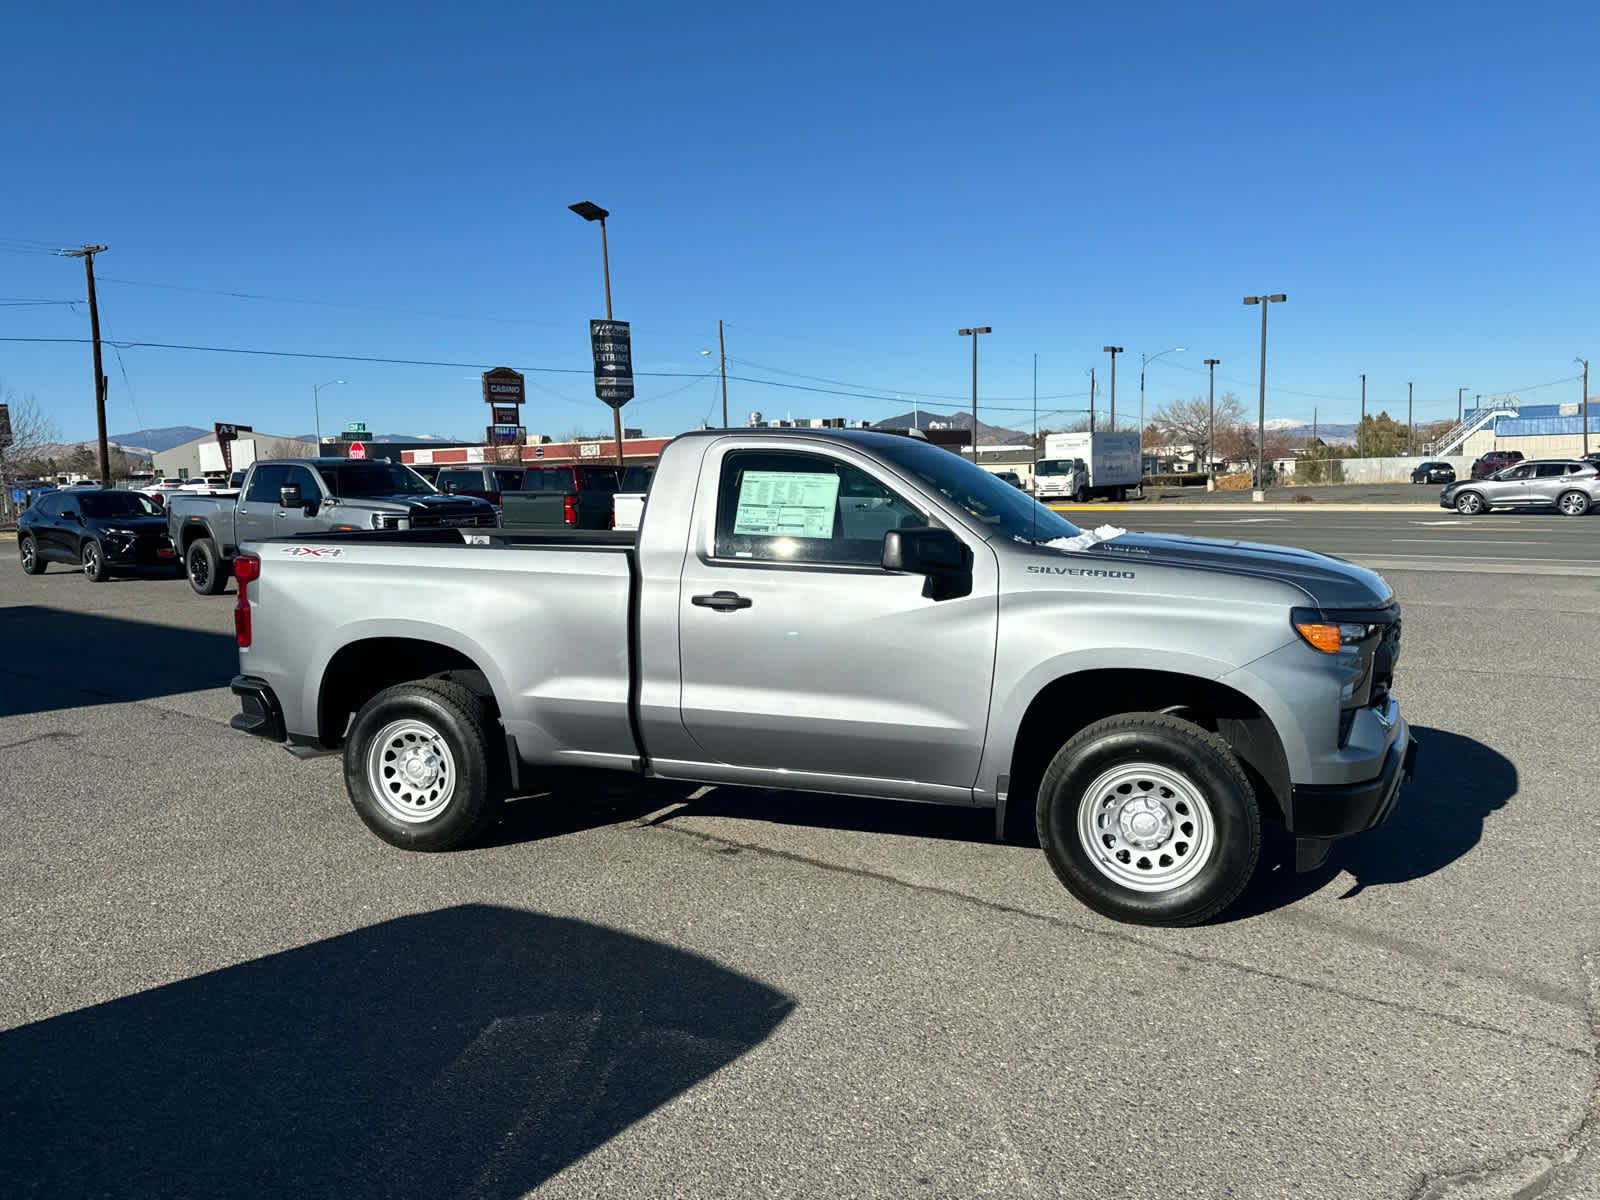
[1046, 503, 1440, 514]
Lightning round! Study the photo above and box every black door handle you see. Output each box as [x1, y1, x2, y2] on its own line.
[692, 590, 752, 611]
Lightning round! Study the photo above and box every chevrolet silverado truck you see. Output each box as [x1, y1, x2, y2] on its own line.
[227, 429, 1416, 926]
[168, 457, 497, 594]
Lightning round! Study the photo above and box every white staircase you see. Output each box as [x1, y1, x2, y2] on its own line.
[1428, 399, 1520, 455]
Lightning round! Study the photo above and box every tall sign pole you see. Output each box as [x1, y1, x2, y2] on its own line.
[571, 202, 628, 465]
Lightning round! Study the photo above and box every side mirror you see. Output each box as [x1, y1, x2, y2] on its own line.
[279, 484, 302, 508]
[882, 527, 972, 600]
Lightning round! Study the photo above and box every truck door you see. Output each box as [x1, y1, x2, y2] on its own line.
[235, 465, 288, 544]
[676, 445, 999, 794]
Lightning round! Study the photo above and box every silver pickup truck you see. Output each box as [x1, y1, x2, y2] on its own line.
[169, 457, 498, 594]
[227, 429, 1416, 926]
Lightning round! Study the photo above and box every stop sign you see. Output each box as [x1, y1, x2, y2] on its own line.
[348, 441, 366, 460]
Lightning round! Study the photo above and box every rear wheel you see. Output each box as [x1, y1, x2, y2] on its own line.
[186, 538, 229, 595]
[342, 679, 505, 851]
[1035, 713, 1260, 926]
[81, 539, 110, 582]
[19, 535, 44, 575]
[1557, 490, 1590, 517]
[1455, 491, 1485, 515]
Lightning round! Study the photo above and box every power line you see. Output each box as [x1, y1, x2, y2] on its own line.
[95, 275, 563, 328]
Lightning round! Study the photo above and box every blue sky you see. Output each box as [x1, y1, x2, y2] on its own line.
[4, 0, 1596, 445]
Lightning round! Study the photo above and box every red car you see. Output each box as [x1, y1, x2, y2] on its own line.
[1470, 450, 1524, 479]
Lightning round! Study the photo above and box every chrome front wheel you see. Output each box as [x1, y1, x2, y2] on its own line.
[1075, 762, 1217, 892]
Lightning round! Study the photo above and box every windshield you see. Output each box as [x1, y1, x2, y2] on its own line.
[872, 437, 1079, 542]
[316, 463, 436, 498]
[1035, 458, 1085, 476]
[79, 492, 162, 519]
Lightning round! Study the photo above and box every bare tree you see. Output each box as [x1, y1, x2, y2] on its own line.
[0, 382, 62, 477]
[1151, 391, 1246, 467]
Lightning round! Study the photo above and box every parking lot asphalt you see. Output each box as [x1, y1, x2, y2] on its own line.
[2, 521, 1597, 1200]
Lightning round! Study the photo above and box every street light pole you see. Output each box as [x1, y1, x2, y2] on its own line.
[1241, 294, 1286, 490]
[1578, 358, 1590, 455]
[313, 379, 345, 449]
[569, 201, 625, 466]
[1102, 346, 1123, 430]
[1139, 346, 1185, 453]
[1204, 358, 1219, 486]
[958, 327, 992, 461]
[1407, 380, 1413, 456]
[1359, 373, 1366, 457]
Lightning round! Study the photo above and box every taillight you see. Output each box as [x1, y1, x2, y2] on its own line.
[233, 553, 260, 648]
[562, 493, 578, 524]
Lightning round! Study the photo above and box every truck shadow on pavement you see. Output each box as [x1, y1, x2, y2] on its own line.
[0, 605, 237, 718]
[0, 904, 792, 1200]
[1223, 725, 1516, 920]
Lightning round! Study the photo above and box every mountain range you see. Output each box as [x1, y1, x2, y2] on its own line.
[101, 427, 461, 453]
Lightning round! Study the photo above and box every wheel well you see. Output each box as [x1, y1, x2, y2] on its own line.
[318, 638, 497, 747]
[1006, 669, 1291, 833]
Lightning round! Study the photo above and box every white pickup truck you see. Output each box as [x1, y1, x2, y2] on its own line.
[227, 428, 1415, 926]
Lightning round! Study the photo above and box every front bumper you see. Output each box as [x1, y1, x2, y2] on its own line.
[1290, 722, 1417, 840]
[230, 675, 286, 742]
[104, 533, 178, 566]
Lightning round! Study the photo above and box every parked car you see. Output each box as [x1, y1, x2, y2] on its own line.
[1470, 450, 1524, 479]
[994, 470, 1025, 489]
[17, 488, 178, 580]
[499, 464, 624, 528]
[612, 463, 657, 533]
[1440, 459, 1600, 516]
[1410, 461, 1456, 484]
[433, 464, 529, 508]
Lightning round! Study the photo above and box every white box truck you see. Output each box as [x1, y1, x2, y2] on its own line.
[1035, 432, 1141, 502]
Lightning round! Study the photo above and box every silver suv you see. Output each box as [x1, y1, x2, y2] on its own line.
[1440, 459, 1600, 516]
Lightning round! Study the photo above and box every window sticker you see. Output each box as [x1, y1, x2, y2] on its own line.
[732, 471, 841, 538]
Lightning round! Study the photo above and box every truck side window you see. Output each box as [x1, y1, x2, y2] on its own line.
[713, 450, 923, 566]
[246, 465, 288, 503]
[282, 465, 320, 499]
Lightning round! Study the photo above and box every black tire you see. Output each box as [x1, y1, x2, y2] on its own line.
[1556, 490, 1590, 517]
[342, 679, 505, 851]
[18, 535, 45, 575]
[1455, 491, 1485, 516]
[1035, 713, 1261, 927]
[81, 539, 110, 583]
[1074, 485, 1090, 504]
[186, 538, 229, 595]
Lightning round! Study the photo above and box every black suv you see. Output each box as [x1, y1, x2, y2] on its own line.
[17, 488, 178, 581]
[1470, 450, 1524, 479]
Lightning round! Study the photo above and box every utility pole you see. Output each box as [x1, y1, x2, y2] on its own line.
[61, 245, 111, 487]
[1102, 346, 1123, 429]
[1089, 367, 1096, 435]
[1458, 386, 1466, 426]
[718, 319, 728, 427]
[1359, 374, 1366, 457]
[1407, 381, 1413, 456]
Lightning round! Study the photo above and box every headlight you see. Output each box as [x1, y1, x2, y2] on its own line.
[371, 513, 404, 530]
[1291, 609, 1377, 654]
